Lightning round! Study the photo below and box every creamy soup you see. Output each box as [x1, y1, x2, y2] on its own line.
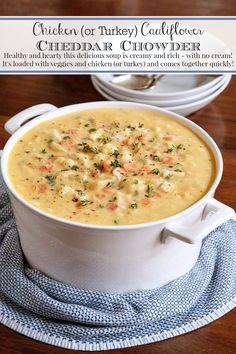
[8, 108, 215, 225]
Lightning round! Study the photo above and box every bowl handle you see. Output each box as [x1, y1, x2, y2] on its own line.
[162, 198, 235, 244]
[4, 103, 58, 135]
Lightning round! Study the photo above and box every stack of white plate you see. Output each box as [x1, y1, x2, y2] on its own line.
[91, 74, 231, 116]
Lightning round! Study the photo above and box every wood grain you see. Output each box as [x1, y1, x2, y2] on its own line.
[0, 2, 235, 353]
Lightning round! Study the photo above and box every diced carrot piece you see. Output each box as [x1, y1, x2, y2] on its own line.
[61, 140, 76, 147]
[163, 135, 177, 141]
[141, 198, 153, 206]
[95, 192, 106, 199]
[122, 138, 132, 146]
[163, 156, 178, 164]
[154, 191, 162, 197]
[103, 187, 117, 194]
[139, 165, 151, 175]
[64, 128, 80, 135]
[123, 162, 136, 173]
[90, 168, 100, 178]
[34, 183, 48, 193]
[39, 163, 53, 173]
[107, 202, 118, 210]
[137, 135, 145, 142]
[103, 161, 113, 173]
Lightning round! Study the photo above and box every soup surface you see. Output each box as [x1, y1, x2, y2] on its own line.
[8, 108, 215, 225]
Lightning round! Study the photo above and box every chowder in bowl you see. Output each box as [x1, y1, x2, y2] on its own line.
[1, 102, 234, 293]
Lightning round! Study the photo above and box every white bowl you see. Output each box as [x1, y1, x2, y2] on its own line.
[92, 75, 228, 107]
[1, 102, 234, 293]
[95, 74, 224, 101]
[92, 75, 232, 117]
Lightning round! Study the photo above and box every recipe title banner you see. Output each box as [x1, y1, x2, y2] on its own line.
[0, 17, 236, 73]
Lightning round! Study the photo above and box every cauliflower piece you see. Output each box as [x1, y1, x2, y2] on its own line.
[50, 142, 67, 153]
[56, 170, 78, 184]
[101, 143, 117, 155]
[97, 178, 115, 189]
[161, 181, 174, 193]
[112, 167, 126, 181]
[56, 157, 76, 169]
[76, 153, 91, 168]
[89, 129, 103, 141]
[122, 177, 146, 193]
[120, 150, 133, 164]
[48, 129, 62, 143]
[93, 152, 106, 164]
[163, 168, 185, 179]
[152, 177, 164, 188]
[115, 191, 132, 210]
[58, 185, 75, 197]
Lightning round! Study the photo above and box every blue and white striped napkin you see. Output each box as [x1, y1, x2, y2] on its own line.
[0, 175, 235, 351]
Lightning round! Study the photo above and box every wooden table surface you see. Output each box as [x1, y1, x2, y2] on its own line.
[0, 1, 235, 354]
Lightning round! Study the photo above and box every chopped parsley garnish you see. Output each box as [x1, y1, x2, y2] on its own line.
[176, 144, 184, 149]
[130, 203, 138, 209]
[110, 159, 121, 168]
[99, 204, 105, 208]
[76, 189, 84, 195]
[97, 136, 111, 144]
[165, 174, 172, 180]
[109, 196, 117, 202]
[78, 142, 98, 154]
[71, 165, 79, 171]
[89, 128, 97, 133]
[84, 123, 90, 127]
[63, 136, 70, 140]
[153, 155, 161, 162]
[41, 149, 47, 154]
[48, 139, 53, 144]
[174, 169, 183, 172]
[164, 148, 174, 154]
[145, 184, 154, 197]
[128, 125, 135, 131]
[45, 174, 56, 186]
[138, 123, 144, 128]
[24, 151, 30, 154]
[106, 181, 114, 187]
[132, 142, 140, 150]
[78, 142, 90, 151]
[80, 200, 90, 206]
[151, 168, 160, 175]
[94, 162, 103, 171]
[112, 150, 120, 158]
[114, 220, 118, 224]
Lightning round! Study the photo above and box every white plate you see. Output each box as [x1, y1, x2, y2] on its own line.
[94, 74, 224, 100]
[91, 75, 232, 116]
[92, 75, 227, 107]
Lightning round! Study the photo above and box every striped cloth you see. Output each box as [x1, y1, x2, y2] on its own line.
[0, 175, 235, 351]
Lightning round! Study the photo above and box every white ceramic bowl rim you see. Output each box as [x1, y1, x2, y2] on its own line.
[1, 101, 223, 231]
[95, 74, 225, 98]
[92, 75, 231, 110]
[92, 75, 228, 106]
